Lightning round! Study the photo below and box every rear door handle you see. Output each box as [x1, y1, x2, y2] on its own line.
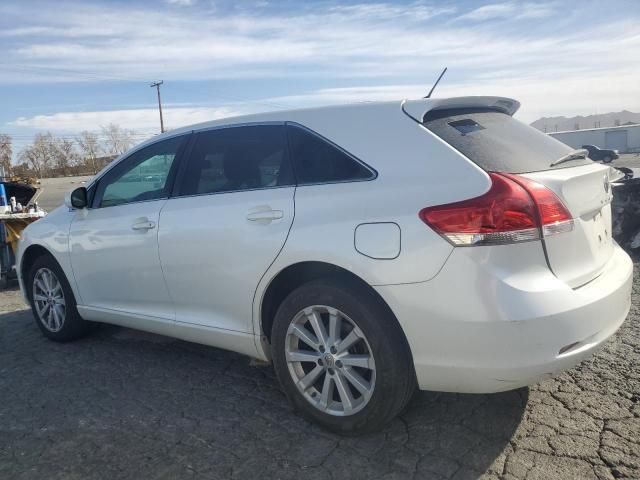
[131, 220, 156, 231]
[246, 209, 284, 222]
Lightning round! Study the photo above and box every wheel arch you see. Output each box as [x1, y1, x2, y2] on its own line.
[20, 244, 54, 285]
[258, 261, 411, 353]
[19, 244, 72, 301]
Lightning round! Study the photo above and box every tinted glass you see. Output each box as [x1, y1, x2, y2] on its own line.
[287, 125, 374, 184]
[178, 125, 293, 196]
[96, 135, 184, 208]
[423, 109, 591, 173]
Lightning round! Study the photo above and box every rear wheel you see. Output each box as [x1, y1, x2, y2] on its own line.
[271, 279, 416, 434]
[27, 255, 93, 342]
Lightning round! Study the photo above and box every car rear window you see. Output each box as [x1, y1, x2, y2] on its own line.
[422, 108, 592, 173]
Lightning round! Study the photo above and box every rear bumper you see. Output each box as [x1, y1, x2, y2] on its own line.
[375, 242, 632, 393]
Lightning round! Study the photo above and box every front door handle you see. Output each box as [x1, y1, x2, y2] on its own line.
[131, 220, 156, 231]
[246, 209, 284, 222]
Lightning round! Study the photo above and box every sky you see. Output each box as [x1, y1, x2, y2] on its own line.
[1, 0, 639, 155]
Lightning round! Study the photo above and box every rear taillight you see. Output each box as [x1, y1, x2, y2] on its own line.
[419, 172, 573, 246]
[503, 173, 574, 237]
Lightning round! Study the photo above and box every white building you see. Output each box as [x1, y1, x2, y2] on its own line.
[549, 124, 640, 153]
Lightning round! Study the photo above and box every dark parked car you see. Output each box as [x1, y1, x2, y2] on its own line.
[582, 144, 619, 163]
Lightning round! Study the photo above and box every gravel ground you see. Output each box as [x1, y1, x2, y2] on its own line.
[0, 260, 638, 480]
[614, 153, 640, 170]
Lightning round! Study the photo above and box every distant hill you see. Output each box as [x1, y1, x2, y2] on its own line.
[531, 110, 640, 132]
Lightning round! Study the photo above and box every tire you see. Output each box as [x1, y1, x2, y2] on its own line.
[603, 155, 612, 163]
[271, 278, 416, 434]
[27, 254, 93, 342]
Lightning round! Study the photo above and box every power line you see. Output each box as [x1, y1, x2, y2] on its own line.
[6, 133, 154, 139]
[1, 63, 291, 109]
[0, 63, 148, 83]
[6, 132, 153, 136]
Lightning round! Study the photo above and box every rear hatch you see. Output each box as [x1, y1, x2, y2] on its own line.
[414, 104, 614, 288]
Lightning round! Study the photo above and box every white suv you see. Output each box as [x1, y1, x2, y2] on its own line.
[17, 96, 632, 433]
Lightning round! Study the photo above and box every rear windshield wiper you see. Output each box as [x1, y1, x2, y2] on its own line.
[550, 149, 588, 167]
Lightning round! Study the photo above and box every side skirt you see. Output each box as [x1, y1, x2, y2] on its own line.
[77, 305, 266, 360]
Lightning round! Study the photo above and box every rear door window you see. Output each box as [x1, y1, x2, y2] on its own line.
[422, 108, 591, 173]
[286, 124, 375, 184]
[176, 125, 293, 196]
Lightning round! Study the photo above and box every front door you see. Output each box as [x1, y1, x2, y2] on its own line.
[158, 124, 295, 332]
[69, 134, 188, 320]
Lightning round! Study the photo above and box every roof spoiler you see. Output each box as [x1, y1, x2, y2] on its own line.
[402, 96, 520, 123]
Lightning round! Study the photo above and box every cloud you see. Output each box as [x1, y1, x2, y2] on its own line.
[1, 0, 639, 140]
[454, 2, 555, 22]
[2, 0, 628, 85]
[8, 105, 250, 133]
[165, 0, 195, 6]
[326, 2, 457, 21]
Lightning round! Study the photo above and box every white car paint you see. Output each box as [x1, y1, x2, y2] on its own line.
[354, 223, 401, 259]
[522, 164, 615, 287]
[158, 186, 295, 332]
[376, 239, 631, 393]
[69, 200, 174, 319]
[17, 96, 632, 394]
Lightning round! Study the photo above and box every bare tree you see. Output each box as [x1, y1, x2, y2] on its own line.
[76, 130, 102, 173]
[18, 132, 57, 178]
[53, 138, 79, 176]
[16, 125, 136, 178]
[0, 134, 12, 176]
[12, 162, 32, 177]
[101, 123, 134, 156]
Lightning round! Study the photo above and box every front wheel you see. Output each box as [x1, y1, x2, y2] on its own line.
[27, 255, 93, 341]
[603, 155, 612, 163]
[271, 279, 416, 434]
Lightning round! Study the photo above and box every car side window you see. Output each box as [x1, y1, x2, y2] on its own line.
[286, 124, 375, 185]
[94, 135, 185, 208]
[177, 125, 293, 196]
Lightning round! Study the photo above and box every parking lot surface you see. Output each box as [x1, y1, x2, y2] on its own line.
[0, 259, 639, 480]
[614, 153, 640, 170]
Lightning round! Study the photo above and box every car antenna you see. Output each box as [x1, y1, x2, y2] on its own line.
[424, 67, 448, 98]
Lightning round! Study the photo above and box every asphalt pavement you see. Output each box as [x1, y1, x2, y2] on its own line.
[0, 273, 638, 479]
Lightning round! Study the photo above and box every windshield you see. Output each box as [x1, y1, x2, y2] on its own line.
[422, 108, 592, 173]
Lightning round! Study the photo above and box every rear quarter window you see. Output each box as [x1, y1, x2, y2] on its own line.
[422, 108, 592, 173]
[286, 124, 375, 184]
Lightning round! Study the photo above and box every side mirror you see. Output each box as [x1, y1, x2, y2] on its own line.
[64, 187, 88, 209]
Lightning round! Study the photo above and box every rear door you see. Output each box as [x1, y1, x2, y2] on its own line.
[158, 124, 295, 333]
[420, 108, 614, 287]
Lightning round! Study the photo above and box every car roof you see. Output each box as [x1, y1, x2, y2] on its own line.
[143, 95, 520, 145]
[164, 100, 402, 137]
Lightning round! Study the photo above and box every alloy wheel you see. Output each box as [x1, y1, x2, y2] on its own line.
[32, 267, 66, 333]
[285, 305, 376, 416]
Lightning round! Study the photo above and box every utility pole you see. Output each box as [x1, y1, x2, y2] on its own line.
[150, 80, 165, 133]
